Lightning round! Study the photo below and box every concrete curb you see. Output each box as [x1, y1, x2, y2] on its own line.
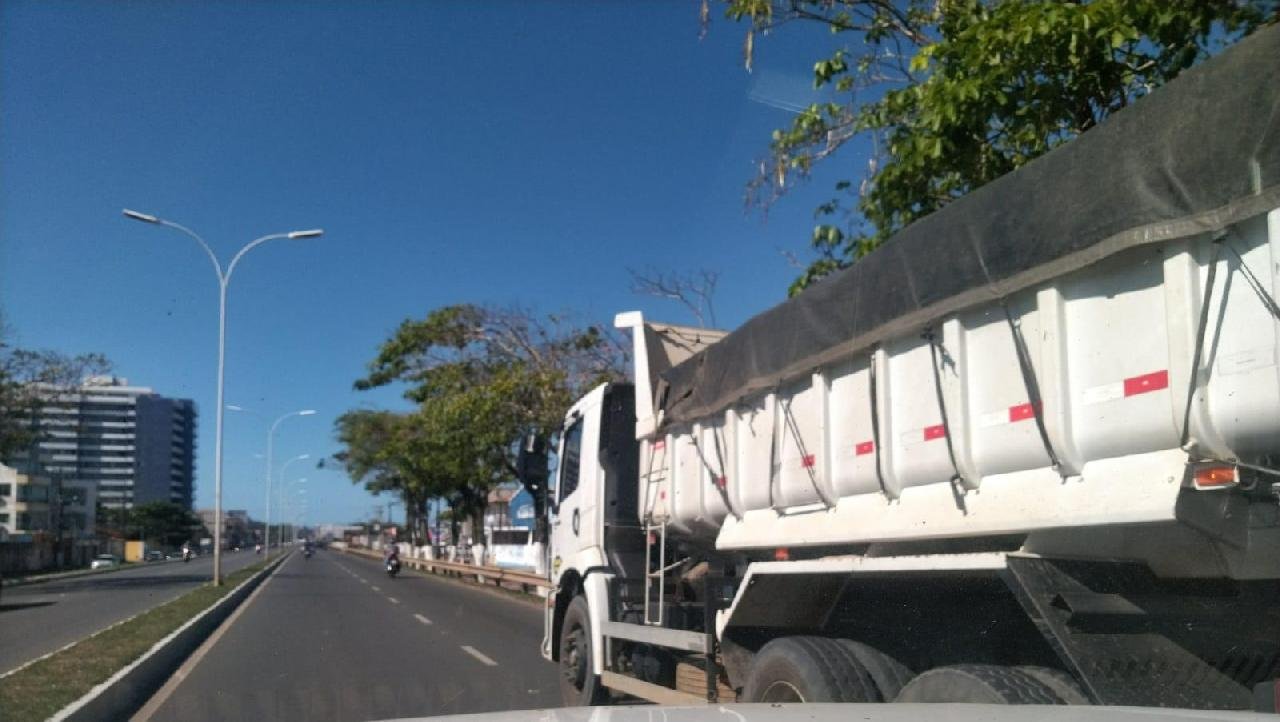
[47, 553, 290, 722]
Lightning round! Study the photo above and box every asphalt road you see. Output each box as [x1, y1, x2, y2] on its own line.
[0, 550, 262, 675]
[142, 549, 562, 721]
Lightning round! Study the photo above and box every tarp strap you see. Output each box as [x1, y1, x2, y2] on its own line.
[1180, 233, 1225, 450]
[1002, 303, 1063, 474]
[781, 393, 836, 509]
[690, 429, 742, 522]
[1224, 238, 1280, 322]
[867, 349, 890, 498]
[924, 329, 967, 515]
[767, 387, 780, 511]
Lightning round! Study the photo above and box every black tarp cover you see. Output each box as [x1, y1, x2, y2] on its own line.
[660, 24, 1280, 427]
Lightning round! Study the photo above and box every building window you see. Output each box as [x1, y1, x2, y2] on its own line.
[0, 483, 10, 497]
[17, 485, 50, 503]
[17, 512, 48, 530]
[0, 513, 9, 524]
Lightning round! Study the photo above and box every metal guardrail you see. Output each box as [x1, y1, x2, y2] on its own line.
[341, 547, 552, 594]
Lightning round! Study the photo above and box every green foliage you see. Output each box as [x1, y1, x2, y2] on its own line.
[719, 0, 1274, 295]
[336, 305, 625, 545]
[131, 501, 201, 548]
[0, 320, 112, 462]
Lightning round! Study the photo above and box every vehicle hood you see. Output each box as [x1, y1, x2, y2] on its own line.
[382, 704, 1269, 722]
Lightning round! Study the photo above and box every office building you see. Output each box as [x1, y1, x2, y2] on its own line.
[8, 376, 197, 512]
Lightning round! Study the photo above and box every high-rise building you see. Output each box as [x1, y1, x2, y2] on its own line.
[9, 376, 197, 512]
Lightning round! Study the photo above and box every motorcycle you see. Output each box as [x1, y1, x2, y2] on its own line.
[385, 556, 401, 578]
[304, 548, 313, 560]
[182, 548, 193, 563]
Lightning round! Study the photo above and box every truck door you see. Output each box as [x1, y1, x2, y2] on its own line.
[552, 398, 602, 569]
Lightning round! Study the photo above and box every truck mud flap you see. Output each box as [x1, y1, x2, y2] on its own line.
[1004, 556, 1280, 710]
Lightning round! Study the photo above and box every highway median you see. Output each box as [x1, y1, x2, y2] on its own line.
[0, 554, 286, 721]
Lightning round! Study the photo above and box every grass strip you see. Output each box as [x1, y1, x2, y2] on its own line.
[0, 560, 268, 721]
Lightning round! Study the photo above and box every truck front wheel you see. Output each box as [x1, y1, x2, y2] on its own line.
[559, 595, 608, 706]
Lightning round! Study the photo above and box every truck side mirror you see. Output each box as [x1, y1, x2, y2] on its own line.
[517, 433, 551, 504]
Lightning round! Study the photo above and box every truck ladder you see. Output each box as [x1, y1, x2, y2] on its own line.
[643, 520, 677, 626]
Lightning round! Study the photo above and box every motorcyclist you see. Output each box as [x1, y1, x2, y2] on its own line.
[181, 542, 192, 562]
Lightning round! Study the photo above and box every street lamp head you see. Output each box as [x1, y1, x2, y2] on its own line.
[122, 209, 160, 224]
[225, 404, 245, 412]
[288, 229, 324, 240]
[298, 410, 317, 416]
[297, 454, 311, 460]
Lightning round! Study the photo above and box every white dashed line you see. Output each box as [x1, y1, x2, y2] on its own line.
[371, 586, 381, 592]
[461, 645, 498, 666]
[414, 614, 433, 625]
[387, 597, 400, 604]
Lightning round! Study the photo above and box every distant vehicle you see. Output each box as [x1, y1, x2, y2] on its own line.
[90, 554, 120, 570]
[144, 551, 165, 562]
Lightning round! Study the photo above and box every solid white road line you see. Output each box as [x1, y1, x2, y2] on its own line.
[130, 556, 289, 721]
[414, 614, 433, 625]
[460, 645, 498, 667]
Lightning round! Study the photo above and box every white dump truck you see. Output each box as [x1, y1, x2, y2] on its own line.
[533, 26, 1280, 711]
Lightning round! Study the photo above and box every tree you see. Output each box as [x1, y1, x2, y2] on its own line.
[341, 304, 626, 545]
[329, 409, 451, 547]
[628, 268, 721, 328]
[716, 0, 1274, 294]
[131, 501, 201, 549]
[0, 332, 111, 461]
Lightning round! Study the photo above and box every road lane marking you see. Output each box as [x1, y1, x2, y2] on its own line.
[126, 554, 290, 721]
[414, 614, 432, 625]
[387, 597, 400, 604]
[371, 585, 381, 592]
[461, 645, 498, 667]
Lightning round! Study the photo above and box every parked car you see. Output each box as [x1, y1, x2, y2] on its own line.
[90, 554, 120, 570]
[144, 550, 165, 562]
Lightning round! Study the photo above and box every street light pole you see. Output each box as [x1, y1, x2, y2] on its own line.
[261, 412, 315, 557]
[280, 478, 307, 544]
[226, 406, 315, 558]
[123, 209, 322, 585]
[276, 455, 310, 553]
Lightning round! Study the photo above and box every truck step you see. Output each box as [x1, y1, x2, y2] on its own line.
[675, 661, 737, 702]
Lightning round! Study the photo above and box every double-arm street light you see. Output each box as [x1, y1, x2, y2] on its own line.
[122, 209, 322, 585]
[227, 406, 316, 558]
[275, 455, 310, 554]
[280, 478, 307, 544]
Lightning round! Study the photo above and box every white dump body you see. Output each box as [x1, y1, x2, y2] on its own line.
[620, 207, 1280, 563]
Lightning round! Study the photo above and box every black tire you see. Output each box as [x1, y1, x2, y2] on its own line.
[838, 640, 913, 701]
[894, 664, 1067, 704]
[559, 596, 608, 706]
[1017, 666, 1091, 704]
[742, 636, 879, 703]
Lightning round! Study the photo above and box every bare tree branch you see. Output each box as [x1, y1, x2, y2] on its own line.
[627, 268, 721, 328]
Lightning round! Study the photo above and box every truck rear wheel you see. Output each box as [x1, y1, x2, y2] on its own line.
[894, 664, 1070, 704]
[559, 595, 608, 706]
[1016, 666, 1090, 704]
[742, 636, 882, 703]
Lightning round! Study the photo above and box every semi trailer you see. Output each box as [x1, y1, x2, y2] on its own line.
[535, 26, 1280, 710]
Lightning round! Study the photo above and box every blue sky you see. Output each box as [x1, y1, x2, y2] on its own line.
[1, 1, 853, 525]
